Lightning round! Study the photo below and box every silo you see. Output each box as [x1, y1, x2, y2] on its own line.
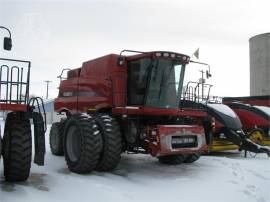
[249, 32, 270, 96]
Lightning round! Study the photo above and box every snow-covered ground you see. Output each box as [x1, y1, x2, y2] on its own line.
[0, 125, 270, 202]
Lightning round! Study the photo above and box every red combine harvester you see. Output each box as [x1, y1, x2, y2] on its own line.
[0, 26, 46, 182]
[50, 50, 212, 173]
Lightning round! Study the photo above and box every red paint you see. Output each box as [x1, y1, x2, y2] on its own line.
[147, 125, 207, 156]
[55, 54, 127, 113]
[231, 108, 269, 131]
[0, 103, 28, 111]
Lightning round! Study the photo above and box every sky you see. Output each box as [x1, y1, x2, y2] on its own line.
[0, 0, 269, 99]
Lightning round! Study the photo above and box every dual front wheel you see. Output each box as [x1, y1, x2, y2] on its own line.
[50, 113, 122, 173]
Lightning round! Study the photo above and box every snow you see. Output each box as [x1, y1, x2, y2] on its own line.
[253, 106, 270, 116]
[1, 125, 270, 202]
[207, 103, 237, 118]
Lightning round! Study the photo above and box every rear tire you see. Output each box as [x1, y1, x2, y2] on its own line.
[158, 154, 186, 165]
[183, 153, 201, 163]
[63, 114, 103, 173]
[93, 114, 122, 171]
[3, 112, 32, 182]
[50, 121, 65, 156]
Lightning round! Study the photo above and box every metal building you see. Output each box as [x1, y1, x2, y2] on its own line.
[249, 32, 270, 96]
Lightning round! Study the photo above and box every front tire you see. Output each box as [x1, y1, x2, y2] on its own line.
[183, 153, 201, 163]
[3, 112, 32, 182]
[158, 154, 186, 165]
[63, 114, 103, 173]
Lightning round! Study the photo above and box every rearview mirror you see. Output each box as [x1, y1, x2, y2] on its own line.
[206, 70, 212, 78]
[3, 37, 12, 50]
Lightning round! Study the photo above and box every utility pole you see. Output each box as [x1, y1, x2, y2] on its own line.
[44, 80, 52, 99]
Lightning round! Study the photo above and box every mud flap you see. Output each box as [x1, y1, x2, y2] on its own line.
[32, 112, 46, 165]
[225, 129, 270, 157]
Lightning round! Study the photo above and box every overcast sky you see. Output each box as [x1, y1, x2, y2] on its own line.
[0, 0, 269, 99]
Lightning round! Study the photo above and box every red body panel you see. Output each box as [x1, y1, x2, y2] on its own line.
[55, 54, 127, 113]
[0, 103, 28, 111]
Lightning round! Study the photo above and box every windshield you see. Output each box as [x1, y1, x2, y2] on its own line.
[127, 58, 185, 108]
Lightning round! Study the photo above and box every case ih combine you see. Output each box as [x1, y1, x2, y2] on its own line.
[50, 50, 269, 174]
[0, 26, 46, 182]
[50, 50, 212, 173]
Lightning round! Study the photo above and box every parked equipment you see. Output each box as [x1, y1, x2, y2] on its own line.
[50, 50, 212, 173]
[181, 80, 270, 156]
[0, 26, 46, 182]
[225, 102, 270, 146]
[223, 96, 270, 107]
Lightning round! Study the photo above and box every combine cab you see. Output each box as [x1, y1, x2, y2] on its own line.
[50, 50, 211, 174]
[0, 26, 46, 182]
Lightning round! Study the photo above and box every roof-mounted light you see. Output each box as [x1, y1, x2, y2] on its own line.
[155, 52, 162, 57]
[163, 52, 169, 57]
[170, 53, 176, 58]
[154, 52, 190, 63]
